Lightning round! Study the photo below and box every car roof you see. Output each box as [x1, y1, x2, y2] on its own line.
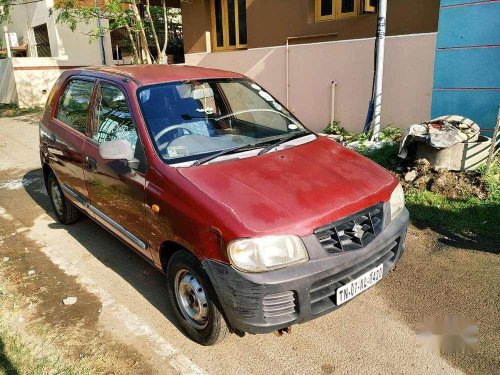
[74, 65, 246, 85]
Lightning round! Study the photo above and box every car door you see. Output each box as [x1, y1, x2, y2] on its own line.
[82, 80, 151, 258]
[47, 77, 95, 216]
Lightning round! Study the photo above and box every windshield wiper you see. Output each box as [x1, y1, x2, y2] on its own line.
[193, 143, 261, 166]
[258, 131, 311, 155]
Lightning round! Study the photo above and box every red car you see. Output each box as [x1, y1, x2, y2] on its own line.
[39, 65, 408, 345]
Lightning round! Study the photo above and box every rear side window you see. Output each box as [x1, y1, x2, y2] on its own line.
[57, 79, 94, 133]
[92, 83, 137, 148]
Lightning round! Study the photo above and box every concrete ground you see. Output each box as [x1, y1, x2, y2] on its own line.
[0, 115, 498, 375]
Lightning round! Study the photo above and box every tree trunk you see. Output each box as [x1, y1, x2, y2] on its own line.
[159, 0, 169, 64]
[145, 0, 161, 63]
[124, 24, 140, 63]
[130, 0, 152, 64]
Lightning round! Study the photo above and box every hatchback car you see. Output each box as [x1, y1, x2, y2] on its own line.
[40, 65, 408, 345]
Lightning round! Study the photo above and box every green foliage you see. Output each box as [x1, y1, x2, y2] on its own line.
[324, 121, 348, 136]
[51, 0, 181, 64]
[0, 0, 12, 24]
[323, 122, 402, 144]
[52, 0, 132, 42]
[358, 142, 400, 170]
[0, 104, 42, 118]
[378, 126, 403, 142]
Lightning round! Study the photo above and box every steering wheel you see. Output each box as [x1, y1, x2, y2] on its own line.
[155, 125, 193, 151]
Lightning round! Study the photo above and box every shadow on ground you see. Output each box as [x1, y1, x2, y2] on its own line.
[21, 168, 182, 333]
[407, 202, 499, 254]
[0, 336, 20, 375]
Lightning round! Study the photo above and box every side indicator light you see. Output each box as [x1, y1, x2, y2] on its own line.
[151, 204, 160, 213]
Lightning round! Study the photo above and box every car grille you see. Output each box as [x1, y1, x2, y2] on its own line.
[262, 291, 297, 319]
[314, 203, 384, 254]
[309, 239, 399, 316]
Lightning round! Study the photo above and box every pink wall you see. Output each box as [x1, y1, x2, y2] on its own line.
[185, 33, 437, 133]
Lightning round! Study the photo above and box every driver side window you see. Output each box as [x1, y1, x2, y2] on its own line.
[92, 82, 137, 149]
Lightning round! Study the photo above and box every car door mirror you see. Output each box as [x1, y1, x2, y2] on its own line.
[99, 140, 139, 169]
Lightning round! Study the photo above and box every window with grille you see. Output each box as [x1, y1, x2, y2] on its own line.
[33, 24, 51, 57]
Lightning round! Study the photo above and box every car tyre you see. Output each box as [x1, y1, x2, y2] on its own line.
[47, 171, 80, 225]
[167, 251, 229, 346]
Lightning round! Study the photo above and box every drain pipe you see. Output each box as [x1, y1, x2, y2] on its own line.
[330, 81, 337, 125]
[286, 32, 339, 109]
[370, 0, 388, 141]
[95, 0, 107, 65]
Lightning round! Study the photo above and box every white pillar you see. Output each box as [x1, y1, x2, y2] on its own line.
[371, 0, 388, 141]
[3, 25, 12, 58]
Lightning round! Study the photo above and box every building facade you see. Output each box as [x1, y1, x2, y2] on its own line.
[181, 0, 440, 132]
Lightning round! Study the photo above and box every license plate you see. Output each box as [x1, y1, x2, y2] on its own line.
[336, 264, 384, 305]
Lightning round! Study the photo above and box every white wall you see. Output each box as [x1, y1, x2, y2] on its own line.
[2, 0, 112, 64]
[185, 33, 437, 133]
[1, 0, 114, 107]
[0, 59, 17, 104]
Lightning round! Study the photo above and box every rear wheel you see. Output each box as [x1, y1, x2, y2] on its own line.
[47, 172, 80, 225]
[167, 251, 229, 345]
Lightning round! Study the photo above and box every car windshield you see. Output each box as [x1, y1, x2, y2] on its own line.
[137, 79, 310, 164]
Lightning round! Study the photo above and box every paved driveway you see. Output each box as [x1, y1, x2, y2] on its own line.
[0, 115, 498, 374]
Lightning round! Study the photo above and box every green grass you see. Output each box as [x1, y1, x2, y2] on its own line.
[405, 159, 499, 242]
[0, 104, 42, 118]
[0, 324, 91, 375]
[349, 127, 500, 243]
[0, 289, 91, 375]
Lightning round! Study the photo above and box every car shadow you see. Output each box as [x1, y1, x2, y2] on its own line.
[22, 169, 183, 333]
[0, 336, 20, 375]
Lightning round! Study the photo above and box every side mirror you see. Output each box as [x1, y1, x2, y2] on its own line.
[99, 140, 139, 169]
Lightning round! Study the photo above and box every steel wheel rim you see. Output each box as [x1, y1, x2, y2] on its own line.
[174, 269, 209, 330]
[50, 180, 63, 215]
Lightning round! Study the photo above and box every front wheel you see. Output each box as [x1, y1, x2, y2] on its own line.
[46, 171, 80, 225]
[167, 251, 229, 345]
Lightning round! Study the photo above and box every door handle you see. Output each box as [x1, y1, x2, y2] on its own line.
[85, 156, 98, 173]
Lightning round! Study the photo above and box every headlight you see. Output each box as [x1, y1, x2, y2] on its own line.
[390, 183, 405, 220]
[228, 235, 308, 272]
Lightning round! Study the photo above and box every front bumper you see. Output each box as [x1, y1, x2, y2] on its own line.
[202, 208, 409, 334]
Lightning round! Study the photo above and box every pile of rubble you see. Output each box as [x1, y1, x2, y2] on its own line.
[401, 159, 488, 200]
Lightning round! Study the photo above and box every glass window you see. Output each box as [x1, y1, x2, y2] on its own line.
[57, 79, 94, 133]
[321, 0, 333, 17]
[341, 0, 355, 13]
[137, 79, 309, 165]
[92, 83, 137, 149]
[211, 0, 247, 50]
[238, 0, 247, 45]
[214, 0, 224, 48]
[316, 0, 360, 21]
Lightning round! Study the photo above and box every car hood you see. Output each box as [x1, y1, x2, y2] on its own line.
[178, 137, 397, 237]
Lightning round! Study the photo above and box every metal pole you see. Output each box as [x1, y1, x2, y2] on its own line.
[486, 105, 500, 172]
[371, 0, 387, 141]
[330, 81, 337, 125]
[95, 0, 107, 65]
[286, 38, 290, 107]
[3, 26, 11, 58]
